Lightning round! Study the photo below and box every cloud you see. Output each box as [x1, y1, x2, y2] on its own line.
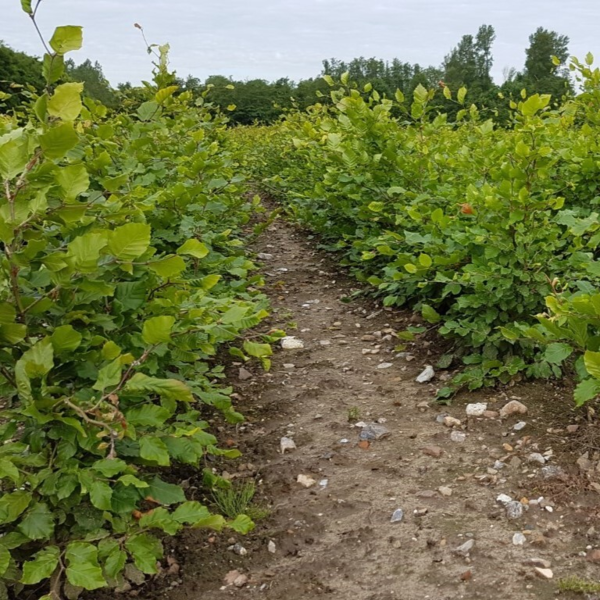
[4, 0, 600, 85]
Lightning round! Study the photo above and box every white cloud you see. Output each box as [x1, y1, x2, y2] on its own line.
[3, 0, 600, 85]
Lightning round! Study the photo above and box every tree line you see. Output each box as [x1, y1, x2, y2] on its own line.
[1, 24, 573, 124]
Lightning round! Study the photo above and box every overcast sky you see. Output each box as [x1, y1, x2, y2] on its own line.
[3, 0, 600, 86]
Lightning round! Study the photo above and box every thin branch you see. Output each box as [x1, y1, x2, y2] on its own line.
[28, 8, 51, 56]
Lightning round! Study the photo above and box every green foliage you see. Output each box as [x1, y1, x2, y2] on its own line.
[0, 41, 44, 99]
[238, 60, 600, 397]
[0, 6, 270, 597]
[557, 576, 600, 593]
[65, 58, 118, 107]
[524, 27, 572, 96]
[212, 482, 257, 521]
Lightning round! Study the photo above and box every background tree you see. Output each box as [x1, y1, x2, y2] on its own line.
[443, 24, 496, 91]
[0, 41, 44, 102]
[65, 58, 118, 107]
[523, 27, 572, 97]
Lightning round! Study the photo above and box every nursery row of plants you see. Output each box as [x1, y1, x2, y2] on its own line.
[0, 5, 279, 598]
[236, 61, 600, 401]
[7, 3, 600, 598]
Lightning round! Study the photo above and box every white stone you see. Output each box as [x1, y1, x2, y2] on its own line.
[280, 437, 297, 454]
[534, 567, 553, 580]
[512, 532, 526, 546]
[496, 493, 513, 505]
[297, 474, 316, 488]
[528, 453, 546, 465]
[466, 403, 487, 417]
[450, 430, 466, 443]
[416, 365, 435, 383]
[281, 336, 305, 349]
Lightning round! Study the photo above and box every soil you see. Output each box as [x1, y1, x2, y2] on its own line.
[101, 216, 600, 600]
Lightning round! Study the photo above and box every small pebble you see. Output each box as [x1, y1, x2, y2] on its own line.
[450, 430, 466, 443]
[390, 509, 404, 523]
[506, 501, 524, 520]
[466, 403, 487, 417]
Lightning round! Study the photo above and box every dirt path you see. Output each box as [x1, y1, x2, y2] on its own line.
[136, 217, 600, 600]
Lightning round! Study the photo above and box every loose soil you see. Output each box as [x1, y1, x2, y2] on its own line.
[107, 216, 600, 600]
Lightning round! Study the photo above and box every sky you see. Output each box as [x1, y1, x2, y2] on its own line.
[3, 0, 600, 86]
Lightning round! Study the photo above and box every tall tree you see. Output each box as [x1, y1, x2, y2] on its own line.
[523, 27, 572, 97]
[65, 59, 117, 107]
[443, 25, 496, 90]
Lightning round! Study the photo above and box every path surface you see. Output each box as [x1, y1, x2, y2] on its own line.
[138, 217, 600, 600]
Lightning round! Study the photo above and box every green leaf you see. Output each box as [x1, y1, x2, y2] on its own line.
[544, 342, 573, 365]
[118, 474, 149, 488]
[422, 304, 441, 324]
[457, 87, 467, 104]
[201, 274, 221, 290]
[39, 123, 78, 159]
[0, 133, 29, 180]
[144, 476, 186, 505]
[93, 358, 122, 391]
[229, 514, 255, 534]
[0, 459, 20, 483]
[148, 255, 186, 278]
[367, 201, 384, 212]
[125, 533, 163, 574]
[138, 507, 180, 535]
[0, 491, 31, 524]
[65, 542, 106, 590]
[142, 316, 175, 345]
[418, 254, 432, 268]
[115, 281, 147, 310]
[17, 503, 54, 540]
[0, 547, 10, 578]
[56, 164, 89, 200]
[139, 437, 170, 466]
[242, 341, 272, 358]
[104, 547, 127, 580]
[137, 101, 159, 121]
[51, 325, 82, 353]
[574, 378, 600, 407]
[47, 82, 84, 121]
[155, 86, 179, 103]
[220, 305, 249, 324]
[49, 26, 83, 54]
[21, 546, 60, 585]
[193, 514, 225, 531]
[89, 481, 113, 511]
[20, 338, 54, 378]
[584, 350, 600, 379]
[126, 405, 171, 427]
[42, 54, 65, 85]
[177, 239, 209, 259]
[21, 0, 33, 14]
[107, 223, 151, 260]
[0, 303, 15, 325]
[172, 501, 211, 525]
[124, 373, 193, 402]
[92, 458, 128, 477]
[0, 323, 27, 344]
[67, 232, 107, 272]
